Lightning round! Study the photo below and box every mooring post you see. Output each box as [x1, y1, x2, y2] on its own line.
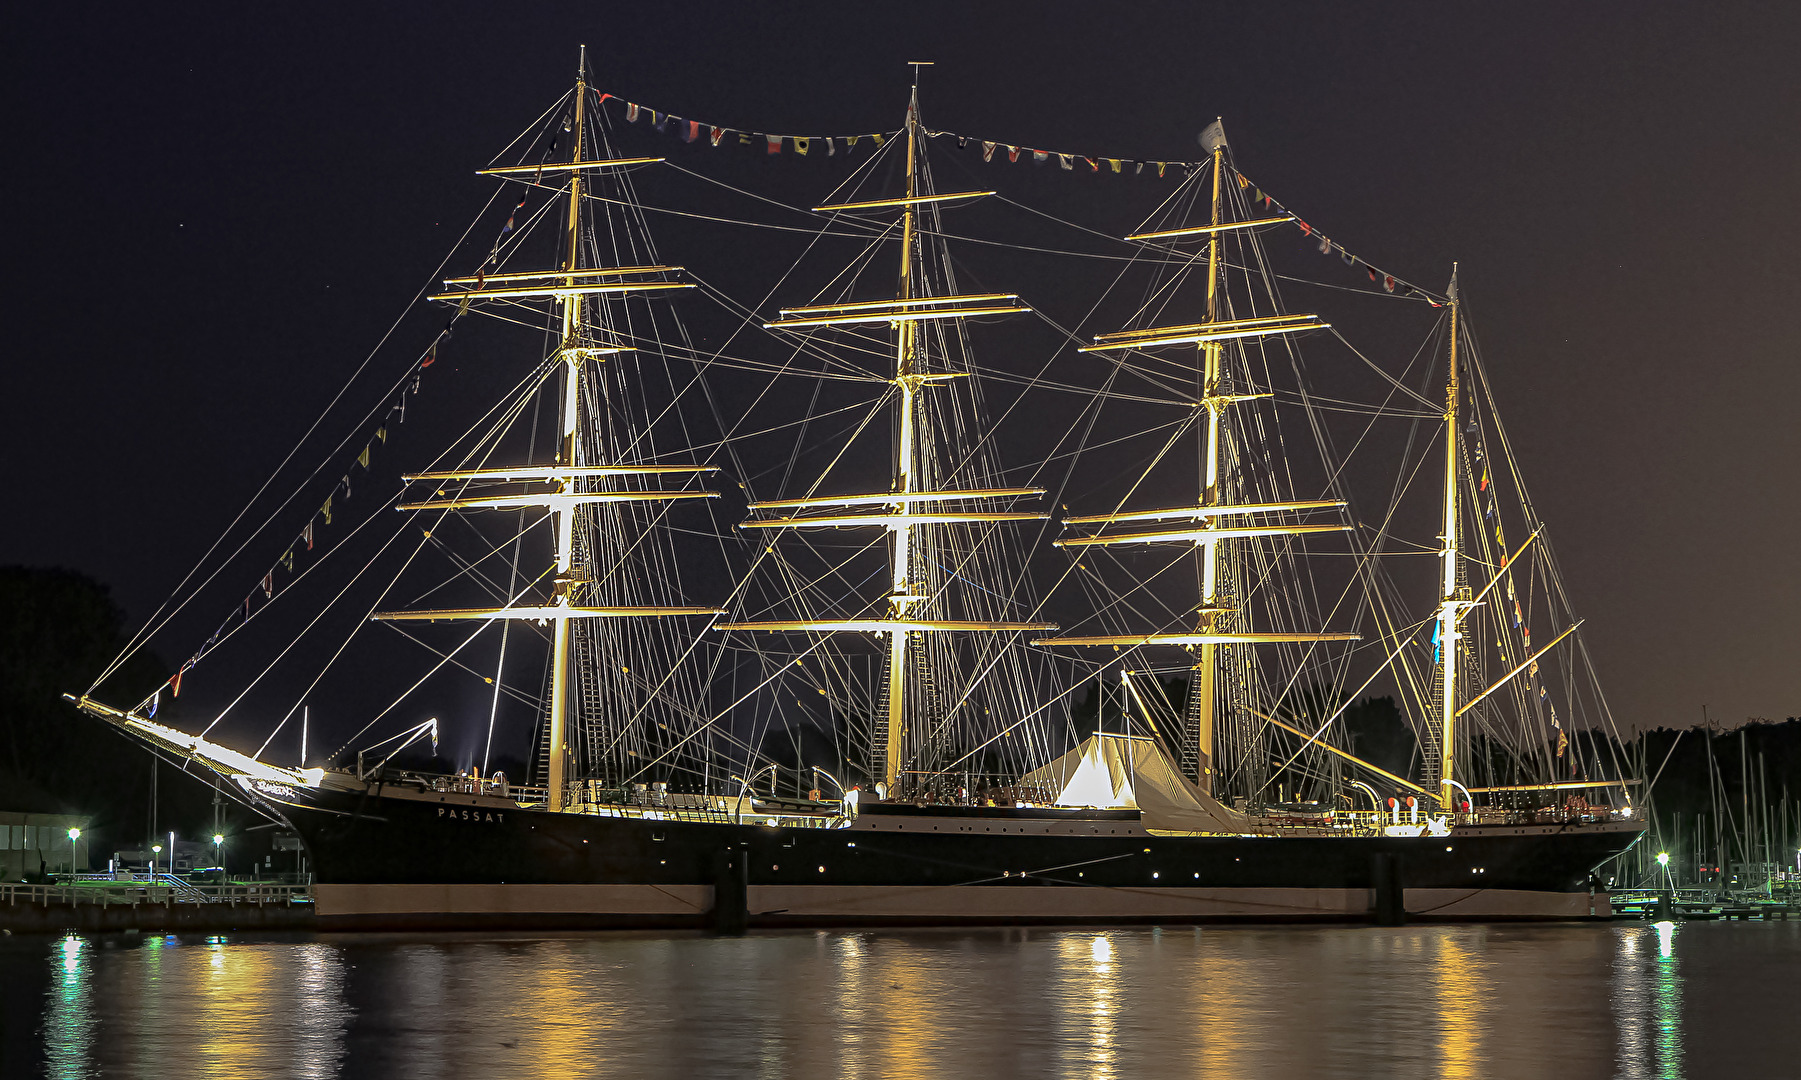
[1373, 852, 1405, 926]
[711, 847, 748, 936]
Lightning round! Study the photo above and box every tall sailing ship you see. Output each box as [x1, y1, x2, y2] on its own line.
[72, 53, 1642, 928]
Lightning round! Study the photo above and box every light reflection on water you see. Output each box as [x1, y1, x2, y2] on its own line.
[15, 921, 1796, 1079]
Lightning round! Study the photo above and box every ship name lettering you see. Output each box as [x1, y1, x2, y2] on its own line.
[437, 808, 506, 823]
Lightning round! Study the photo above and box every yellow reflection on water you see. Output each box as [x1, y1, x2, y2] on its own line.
[1184, 928, 1261, 1080]
[1049, 933, 1119, 1079]
[1433, 931, 1491, 1079]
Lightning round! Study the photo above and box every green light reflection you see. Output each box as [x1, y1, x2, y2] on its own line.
[44, 933, 96, 1080]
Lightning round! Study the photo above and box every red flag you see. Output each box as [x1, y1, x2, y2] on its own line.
[1384, 275, 1396, 293]
[766, 135, 782, 154]
[709, 126, 723, 147]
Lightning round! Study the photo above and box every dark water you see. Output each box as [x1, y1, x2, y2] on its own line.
[3, 921, 1794, 1078]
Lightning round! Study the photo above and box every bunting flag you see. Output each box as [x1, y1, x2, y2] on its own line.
[357, 444, 371, 469]
[321, 494, 333, 526]
[1218, 168, 1446, 304]
[603, 92, 893, 160]
[281, 549, 295, 572]
[261, 571, 274, 600]
[1557, 729, 1568, 757]
[146, 689, 158, 719]
[1512, 599, 1523, 628]
[982, 141, 996, 162]
[303, 519, 314, 550]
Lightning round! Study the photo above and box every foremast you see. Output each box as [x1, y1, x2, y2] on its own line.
[719, 66, 1053, 795]
[375, 47, 723, 813]
[1045, 120, 1357, 799]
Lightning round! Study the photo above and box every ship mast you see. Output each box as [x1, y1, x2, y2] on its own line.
[371, 47, 724, 811]
[1045, 120, 1359, 797]
[1435, 268, 1463, 812]
[877, 74, 926, 793]
[720, 64, 1055, 796]
[544, 46, 590, 813]
[1191, 128, 1227, 792]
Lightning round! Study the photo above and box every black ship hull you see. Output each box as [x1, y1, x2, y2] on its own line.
[255, 778, 1643, 930]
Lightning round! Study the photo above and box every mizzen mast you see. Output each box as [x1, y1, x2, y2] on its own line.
[1430, 268, 1466, 812]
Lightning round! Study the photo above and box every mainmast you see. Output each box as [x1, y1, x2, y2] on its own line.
[1434, 268, 1463, 812]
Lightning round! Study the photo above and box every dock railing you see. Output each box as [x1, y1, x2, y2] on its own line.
[2, 879, 312, 907]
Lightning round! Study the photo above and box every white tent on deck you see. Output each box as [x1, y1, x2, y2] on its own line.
[1020, 733, 1251, 834]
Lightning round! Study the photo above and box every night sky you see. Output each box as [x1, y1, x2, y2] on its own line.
[5, 2, 1797, 743]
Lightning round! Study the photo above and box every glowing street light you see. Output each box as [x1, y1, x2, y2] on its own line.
[66, 828, 81, 876]
[212, 833, 224, 846]
[1656, 852, 1670, 867]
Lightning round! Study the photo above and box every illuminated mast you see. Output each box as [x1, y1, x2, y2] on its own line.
[1434, 269, 1464, 812]
[543, 46, 590, 813]
[721, 64, 1054, 796]
[1046, 120, 1357, 798]
[372, 47, 723, 812]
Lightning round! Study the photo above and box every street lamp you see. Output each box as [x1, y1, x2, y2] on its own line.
[1656, 851, 1670, 868]
[151, 843, 163, 881]
[66, 828, 81, 876]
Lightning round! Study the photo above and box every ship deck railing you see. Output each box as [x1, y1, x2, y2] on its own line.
[387, 770, 845, 827]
